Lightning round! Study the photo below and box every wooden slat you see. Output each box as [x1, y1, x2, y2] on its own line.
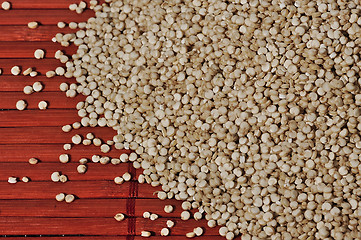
[2, 0, 96, 9]
[0, 199, 127, 217]
[0, 181, 129, 199]
[0, 92, 84, 110]
[0, 217, 129, 235]
[0, 10, 95, 25]
[0, 26, 77, 42]
[0, 163, 133, 181]
[0, 199, 185, 218]
[135, 218, 220, 236]
[0, 76, 76, 92]
[0, 238, 127, 240]
[0, 144, 131, 163]
[0, 59, 65, 74]
[0, 109, 80, 126]
[0, 126, 117, 144]
[2, 237, 225, 240]
[0, 42, 77, 58]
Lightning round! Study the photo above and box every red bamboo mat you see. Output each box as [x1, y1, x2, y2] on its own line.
[0, 1, 225, 239]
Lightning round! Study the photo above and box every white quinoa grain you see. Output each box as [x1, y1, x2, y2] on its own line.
[16, 100, 27, 110]
[77, 164, 87, 174]
[23, 85, 33, 95]
[34, 49, 45, 59]
[55, 193, 65, 202]
[38, 101, 48, 110]
[28, 157, 38, 164]
[1, 1, 11, 10]
[59, 154, 69, 163]
[8, 177, 17, 184]
[114, 213, 125, 221]
[65, 194, 75, 203]
[11, 66, 20, 75]
[32, 82, 43, 92]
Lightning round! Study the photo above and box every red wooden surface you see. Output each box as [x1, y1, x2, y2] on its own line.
[0, 1, 226, 239]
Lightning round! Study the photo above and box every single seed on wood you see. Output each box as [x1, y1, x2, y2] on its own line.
[46, 71, 56, 78]
[160, 228, 170, 236]
[100, 144, 110, 153]
[72, 134, 82, 144]
[72, 122, 81, 129]
[69, 22, 78, 29]
[99, 157, 110, 164]
[22, 176, 29, 182]
[79, 158, 88, 164]
[83, 139, 92, 145]
[93, 138, 102, 146]
[51, 172, 60, 182]
[28, 158, 38, 164]
[114, 176, 124, 184]
[23, 67, 32, 76]
[29, 71, 37, 77]
[59, 83, 69, 92]
[16, 100, 27, 110]
[157, 191, 167, 200]
[181, 201, 192, 210]
[129, 152, 137, 161]
[77, 164, 87, 174]
[78, 1, 86, 8]
[193, 227, 203, 236]
[141, 231, 151, 238]
[111, 158, 120, 165]
[55, 67, 65, 75]
[28, 21, 38, 29]
[186, 232, 196, 238]
[55, 193, 65, 201]
[181, 211, 191, 220]
[166, 220, 175, 228]
[114, 213, 125, 221]
[193, 212, 202, 220]
[23, 85, 33, 95]
[91, 155, 100, 163]
[143, 211, 151, 218]
[32, 82, 43, 92]
[164, 205, 174, 213]
[63, 143, 72, 150]
[62, 124, 72, 132]
[57, 22, 66, 28]
[59, 175, 67, 183]
[65, 194, 75, 203]
[59, 154, 69, 163]
[34, 49, 45, 59]
[150, 213, 158, 221]
[122, 172, 131, 181]
[38, 101, 48, 110]
[86, 133, 94, 139]
[1, 1, 11, 10]
[11, 66, 20, 75]
[8, 177, 17, 184]
[69, 3, 77, 11]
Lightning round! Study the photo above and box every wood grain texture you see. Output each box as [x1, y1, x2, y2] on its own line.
[0, 42, 76, 58]
[0, 217, 129, 235]
[0, 26, 77, 41]
[0, 199, 186, 218]
[0, 144, 131, 163]
[0, 92, 83, 109]
[5, 0, 104, 9]
[0, 181, 130, 199]
[0, 126, 117, 144]
[0, 10, 95, 25]
[0, 76, 75, 91]
[0, 59, 65, 74]
[0, 162, 133, 181]
[0, 109, 80, 126]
